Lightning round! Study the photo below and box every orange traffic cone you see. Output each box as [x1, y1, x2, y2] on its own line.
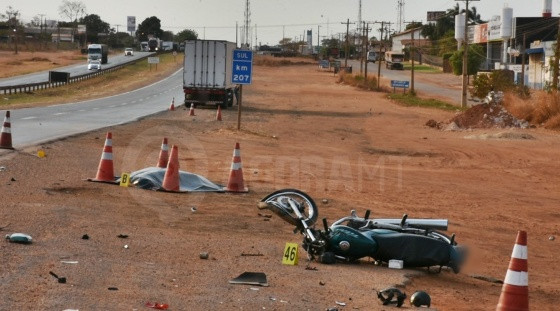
[224, 142, 248, 192]
[0, 111, 14, 150]
[169, 97, 175, 111]
[92, 132, 116, 183]
[156, 137, 169, 168]
[162, 145, 180, 192]
[496, 230, 529, 311]
[189, 103, 196, 116]
[216, 106, 222, 121]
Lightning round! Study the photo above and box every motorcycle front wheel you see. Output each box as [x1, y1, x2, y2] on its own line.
[261, 189, 319, 228]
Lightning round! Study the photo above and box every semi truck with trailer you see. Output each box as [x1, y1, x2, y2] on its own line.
[183, 40, 237, 109]
[87, 44, 108, 64]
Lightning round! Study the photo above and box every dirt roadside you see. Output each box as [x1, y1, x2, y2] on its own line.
[0, 64, 558, 310]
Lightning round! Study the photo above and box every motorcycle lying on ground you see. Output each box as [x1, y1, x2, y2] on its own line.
[258, 189, 466, 273]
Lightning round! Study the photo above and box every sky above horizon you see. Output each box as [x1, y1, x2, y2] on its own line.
[2, 0, 553, 45]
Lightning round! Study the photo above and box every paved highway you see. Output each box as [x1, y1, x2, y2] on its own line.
[0, 52, 154, 87]
[2, 68, 183, 148]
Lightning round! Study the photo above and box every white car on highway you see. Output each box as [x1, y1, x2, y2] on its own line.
[125, 48, 134, 56]
[88, 60, 101, 70]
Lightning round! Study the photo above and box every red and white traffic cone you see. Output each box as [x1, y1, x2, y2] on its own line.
[162, 145, 180, 192]
[216, 106, 222, 121]
[189, 103, 196, 116]
[224, 142, 248, 192]
[496, 230, 529, 311]
[91, 132, 116, 183]
[0, 111, 14, 150]
[169, 97, 175, 111]
[156, 137, 169, 168]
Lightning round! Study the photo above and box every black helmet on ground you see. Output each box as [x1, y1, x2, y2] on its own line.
[410, 290, 431, 307]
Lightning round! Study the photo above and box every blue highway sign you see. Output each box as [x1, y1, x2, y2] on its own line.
[232, 50, 253, 85]
[390, 80, 410, 88]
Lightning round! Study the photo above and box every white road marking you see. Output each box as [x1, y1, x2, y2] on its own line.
[92, 107, 99, 110]
[109, 105, 116, 108]
[53, 112, 67, 116]
[21, 116, 37, 120]
[121, 103, 128, 106]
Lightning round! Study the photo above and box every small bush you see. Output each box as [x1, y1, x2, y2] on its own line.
[471, 70, 516, 99]
[336, 73, 380, 91]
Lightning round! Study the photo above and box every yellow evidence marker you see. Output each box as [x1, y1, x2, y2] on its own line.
[119, 172, 131, 187]
[282, 242, 299, 265]
[37, 150, 46, 158]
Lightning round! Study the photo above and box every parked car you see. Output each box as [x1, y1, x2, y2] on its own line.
[124, 48, 134, 56]
[88, 60, 101, 70]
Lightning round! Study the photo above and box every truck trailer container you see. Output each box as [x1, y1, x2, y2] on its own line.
[87, 44, 108, 64]
[183, 40, 237, 108]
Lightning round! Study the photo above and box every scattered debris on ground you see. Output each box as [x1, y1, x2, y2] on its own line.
[450, 102, 529, 129]
[464, 132, 536, 140]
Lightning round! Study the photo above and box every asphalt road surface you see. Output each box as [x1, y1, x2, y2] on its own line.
[2, 68, 183, 148]
[0, 52, 154, 87]
[347, 59, 462, 104]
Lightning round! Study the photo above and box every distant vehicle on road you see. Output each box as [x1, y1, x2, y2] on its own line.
[140, 41, 148, 51]
[367, 51, 378, 63]
[88, 60, 101, 70]
[148, 38, 160, 52]
[161, 41, 173, 51]
[88, 44, 108, 64]
[124, 48, 134, 56]
[183, 40, 237, 109]
[385, 51, 404, 70]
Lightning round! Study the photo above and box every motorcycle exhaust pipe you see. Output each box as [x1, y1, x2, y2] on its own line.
[372, 218, 448, 231]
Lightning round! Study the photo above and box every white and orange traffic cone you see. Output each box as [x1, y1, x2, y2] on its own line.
[224, 142, 248, 192]
[91, 132, 116, 183]
[496, 230, 529, 311]
[169, 97, 175, 111]
[216, 106, 223, 121]
[162, 145, 180, 192]
[189, 103, 196, 116]
[0, 111, 14, 150]
[156, 137, 169, 168]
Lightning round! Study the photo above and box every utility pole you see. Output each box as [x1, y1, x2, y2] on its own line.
[364, 22, 370, 80]
[236, 22, 238, 47]
[411, 29, 415, 93]
[520, 33, 526, 86]
[317, 25, 320, 51]
[360, 22, 365, 74]
[377, 21, 385, 89]
[341, 19, 355, 67]
[456, 0, 479, 107]
[553, 19, 560, 91]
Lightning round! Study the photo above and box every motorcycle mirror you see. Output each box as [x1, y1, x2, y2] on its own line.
[364, 210, 370, 220]
[322, 218, 329, 232]
[400, 214, 408, 227]
[450, 233, 455, 245]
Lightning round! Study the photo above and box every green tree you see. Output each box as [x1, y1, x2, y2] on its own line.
[161, 30, 174, 41]
[449, 44, 485, 76]
[175, 29, 198, 42]
[79, 14, 109, 43]
[137, 16, 162, 41]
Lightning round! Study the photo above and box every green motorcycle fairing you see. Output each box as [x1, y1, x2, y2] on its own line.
[328, 225, 379, 259]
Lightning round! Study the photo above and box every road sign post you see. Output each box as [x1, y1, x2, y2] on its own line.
[390, 80, 410, 94]
[232, 49, 253, 130]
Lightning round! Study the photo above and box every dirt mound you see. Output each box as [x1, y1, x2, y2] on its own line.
[450, 102, 529, 129]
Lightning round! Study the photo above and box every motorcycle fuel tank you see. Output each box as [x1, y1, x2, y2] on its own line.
[328, 226, 378, 258]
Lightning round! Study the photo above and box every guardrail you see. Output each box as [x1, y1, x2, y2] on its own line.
[0, 52, 155, 95]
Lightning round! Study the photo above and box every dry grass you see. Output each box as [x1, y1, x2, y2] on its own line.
[0, 50, 85, 78]
[336, 72, 384, 92]
[504, 91, 560, 129]
[253, 55, 315, 67]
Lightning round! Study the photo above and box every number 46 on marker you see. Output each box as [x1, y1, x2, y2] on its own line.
[282, 242, 299, 265]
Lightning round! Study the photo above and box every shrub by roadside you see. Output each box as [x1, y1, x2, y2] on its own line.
[504, 91, 560, 130]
